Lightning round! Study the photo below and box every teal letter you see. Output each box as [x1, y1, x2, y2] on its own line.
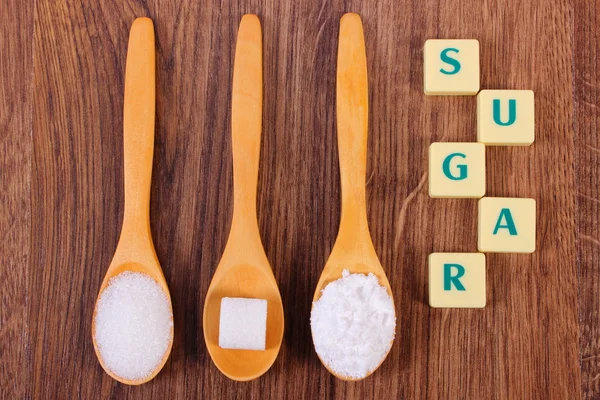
[493, 99, 517, 126]
[442, 152, 468, 180]
[493, 208, 518, 235]
[440, 48, 461, 75]
[443, 264, 466, 291]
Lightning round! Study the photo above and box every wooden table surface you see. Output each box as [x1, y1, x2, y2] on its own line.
[2, 0, 598, 398]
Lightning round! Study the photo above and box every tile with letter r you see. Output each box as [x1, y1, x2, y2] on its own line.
[423, 39, 480, 95]
[478, 197, 536, 253]
[429, 142, 486, 198]
[477, 90, 535, 145]
[429, 253, 486, 308]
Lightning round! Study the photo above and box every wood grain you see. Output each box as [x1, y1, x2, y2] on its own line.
[575, 0, 600, 398]
[0, 0, 594, 398]
[0, 0, 33, 398]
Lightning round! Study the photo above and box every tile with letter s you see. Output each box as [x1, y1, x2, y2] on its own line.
[424, 39, 480, 95]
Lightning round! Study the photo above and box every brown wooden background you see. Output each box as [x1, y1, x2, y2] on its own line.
[2, 0, 598, 398]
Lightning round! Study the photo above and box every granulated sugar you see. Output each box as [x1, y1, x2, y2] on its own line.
[310, 269, 395, 379]
[94, 271, 173, 381]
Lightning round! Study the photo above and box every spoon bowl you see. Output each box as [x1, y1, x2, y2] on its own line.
[312, 243, 395, 381]
[204, 263, 284, 381]
[203, 14, 284, 381]
[311, 13, 396, 381]
[93, 259, 173, 385]
[313, 258, 394, 382]
[91, 17, 173, 385]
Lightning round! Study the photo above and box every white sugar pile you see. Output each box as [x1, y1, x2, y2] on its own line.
[310, 269, 396, 379]
[94, 271, 173, 381]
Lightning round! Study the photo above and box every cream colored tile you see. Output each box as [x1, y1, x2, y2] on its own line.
[477, 90, 535, 145]
[429, 253, 486, 308]
[424, 39, 480, 95]
[429, 142, 485, 198]
[478, 197, 536, 253]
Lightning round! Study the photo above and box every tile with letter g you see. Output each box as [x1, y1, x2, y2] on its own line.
[429, 142, 486, 198]
[477, 90, 535, 145]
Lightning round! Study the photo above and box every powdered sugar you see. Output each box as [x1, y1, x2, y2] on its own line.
[93, 271, 173, 381]
[310, 269, 395, 379]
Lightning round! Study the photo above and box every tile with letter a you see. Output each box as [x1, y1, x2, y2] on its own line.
[478, 197, 536, 253]
[429, 253, 486, 308]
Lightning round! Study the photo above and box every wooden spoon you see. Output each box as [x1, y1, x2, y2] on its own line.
[92, 18, 173, 385]
[203, 14, 284, 382]
[311, 13, 396, 381]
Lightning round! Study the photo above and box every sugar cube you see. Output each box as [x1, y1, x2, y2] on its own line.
[218, 297, 267, 350]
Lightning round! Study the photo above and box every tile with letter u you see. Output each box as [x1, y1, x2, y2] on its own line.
[477, 90, 535, 145]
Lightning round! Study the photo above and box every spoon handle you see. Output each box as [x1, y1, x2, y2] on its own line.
[230, 15, 263, 238]
[121, 18, 155, 239]
[336, 14, 370, 239]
